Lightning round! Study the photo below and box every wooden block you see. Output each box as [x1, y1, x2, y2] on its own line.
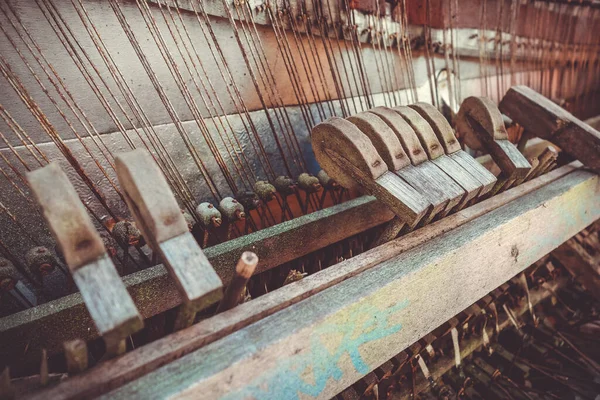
[530, 146, 558, 180]
[394, 106, 479, 209]
[410, 103, 497, 195]
[312, 117, 430, 224]
[27, 163, 105, 271]
[365, 108, 463, 217]
[115, 149, 223, 311]
[499, 85, 600, 172]
[64, 339, 88, 376]
[27, 163, 143, 348]
[456, 97, 531, 179]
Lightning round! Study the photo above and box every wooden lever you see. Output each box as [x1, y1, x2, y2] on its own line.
[115, 149, 223, 330]
[312, 117, 429, 225]
[368, 107, 465, 222]
[27, 163, 143, 356]
[456, 96, 531, 179]
[499, 85, 600, 173]
[409, 102, 497, 196]
[393, 106, 482, 210]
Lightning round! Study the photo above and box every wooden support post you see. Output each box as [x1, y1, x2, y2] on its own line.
[63, 339, 88, 376]
[500, 85, 600, 172]
[27, 163, 143, 358]
[456, 97, 531, 179]
[115, 149, 223, 331]
[216, 252, 258, 313]
[0, 367, 14, 400]
[312, 117, 430, 225]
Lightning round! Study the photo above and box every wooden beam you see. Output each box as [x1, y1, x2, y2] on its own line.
[102, 169, 600, 400]
[500, 86, 600, 172]
[30, 163, 591, 400]
[0, 195, 393, 361]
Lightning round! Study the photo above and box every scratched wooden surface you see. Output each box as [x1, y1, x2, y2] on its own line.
[30, 164, 583, 400]
[102, 169, 600, 400]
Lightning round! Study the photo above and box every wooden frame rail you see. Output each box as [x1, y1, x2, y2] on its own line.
[28, 163, 597, 399]
[95, 169, 600, 399]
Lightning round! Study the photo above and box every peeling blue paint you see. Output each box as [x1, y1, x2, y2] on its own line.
[222, 299, 410, 400]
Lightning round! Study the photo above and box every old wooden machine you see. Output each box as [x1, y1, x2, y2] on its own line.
[1, 0, 600, 398]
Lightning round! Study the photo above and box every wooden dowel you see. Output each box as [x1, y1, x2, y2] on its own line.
[40, 349, 48, 387]
[216, 252, 259, 313]
[0, 367, 14, 400]
[63, 339, 88, 375]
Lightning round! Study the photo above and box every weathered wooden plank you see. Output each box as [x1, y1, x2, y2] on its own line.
[0, 195, 393, 361]
[30, 164, 584, 400]
[27, 163, 143, 353]
[500, 85, 600, 172]
[115, 149, 223, 329]
[104, 169, 600, 400]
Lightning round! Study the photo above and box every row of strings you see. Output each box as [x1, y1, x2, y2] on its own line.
[0, 0, 599, 283]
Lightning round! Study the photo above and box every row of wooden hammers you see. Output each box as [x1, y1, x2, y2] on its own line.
[25, 149, 256, 360]
[311, 85, 592, 243]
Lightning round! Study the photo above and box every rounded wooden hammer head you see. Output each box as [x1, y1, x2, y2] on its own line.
[456, 96, 508, 150]
[409, 102, 462, 154]
[312, 117, 389, 190]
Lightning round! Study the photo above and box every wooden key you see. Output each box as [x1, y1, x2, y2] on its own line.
[115, 149, 223, 330]
[368, 107, 464, 221]
[393, 106, 481, 210]
[312, 117, 430, 225]
[27, 163, 143, 356]
[456, 96, 531, 179]
[409, 102, 497, 196]
[500, 85, 600, 172]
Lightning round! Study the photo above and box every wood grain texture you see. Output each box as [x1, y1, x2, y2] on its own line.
[72, 255, 143, 340]
[347, 113, 410, 171]
[26, 163, 105, 271]
[115, 149, 188, 245]
[408, 103, 462, 154]
[392, 106, 445, 160]
[499, 85, 600, 172]
[456, 96, 508, 151]
[431, 156, 482, 206]
[104, 169, 600, 400]
[326, 151, 429, 224]
[311, 117, 388, 190]
[29, 163, 584, 400]
[449, 151, 497, 196]
[159, 233, 222, 307]
[0, 196, 395, 362]
[368, 108, 428, 165]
